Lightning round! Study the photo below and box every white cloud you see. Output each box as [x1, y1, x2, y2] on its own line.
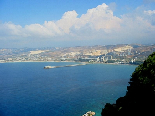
[44, 21, 62, 35]
[143, 10, 155, 25]
[25, 23, 54, 38]
[0, 22, 21, 36]
[144, 10, 155, 15]
[77, 3, 121, 31]
[56, 10, 78, 33]
[0, 22, 29, 41]
[0, 3, 155, 47]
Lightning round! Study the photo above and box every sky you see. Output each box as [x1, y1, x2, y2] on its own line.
[0, 0, 155, 48]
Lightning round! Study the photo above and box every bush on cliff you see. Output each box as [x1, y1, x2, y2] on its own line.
[101, 52, 155, 115]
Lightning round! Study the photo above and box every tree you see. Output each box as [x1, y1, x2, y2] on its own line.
[101, 52, 155, 115]
[101, 103, 117, 116]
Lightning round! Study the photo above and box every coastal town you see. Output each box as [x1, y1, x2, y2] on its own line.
[0, 44, 155, 65]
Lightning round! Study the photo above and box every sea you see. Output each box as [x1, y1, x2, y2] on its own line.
[0, 62, 137, 116]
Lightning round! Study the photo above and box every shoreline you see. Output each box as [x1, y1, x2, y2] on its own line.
[0, 60, 138, 66]
[0, 60, 76, 63]
[90, 62, 138, 66]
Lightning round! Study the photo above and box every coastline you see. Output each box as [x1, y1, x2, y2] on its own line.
[0, 60, 76, 63]
[0, 60, 138, 66]
[88, 62, 139, 66]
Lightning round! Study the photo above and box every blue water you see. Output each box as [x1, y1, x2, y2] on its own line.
[0, 62, 136, 116]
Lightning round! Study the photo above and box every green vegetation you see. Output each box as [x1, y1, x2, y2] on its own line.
[101, 52, 155, 115]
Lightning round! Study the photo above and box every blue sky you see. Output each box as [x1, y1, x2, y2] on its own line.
[0, 0, 155, 48]
[0, 0, 146, 26]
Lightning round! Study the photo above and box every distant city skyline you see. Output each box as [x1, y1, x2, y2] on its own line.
[0, 0, 155, 48]
[1, 44, 155, 65]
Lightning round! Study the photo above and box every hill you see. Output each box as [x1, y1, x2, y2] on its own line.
[101, 52, 155, 115]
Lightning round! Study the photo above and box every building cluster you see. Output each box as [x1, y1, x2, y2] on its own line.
[0, 44, 155, 65]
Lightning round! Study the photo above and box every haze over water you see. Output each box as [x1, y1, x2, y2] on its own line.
[0, 62, 136, 116]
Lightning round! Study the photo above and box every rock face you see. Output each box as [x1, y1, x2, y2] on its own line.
[82, 111, 95, 116]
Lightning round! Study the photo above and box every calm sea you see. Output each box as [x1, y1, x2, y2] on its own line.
[0, 62, 136, 116]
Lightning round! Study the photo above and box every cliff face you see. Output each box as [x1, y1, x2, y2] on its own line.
[101, 52, 155, 115]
